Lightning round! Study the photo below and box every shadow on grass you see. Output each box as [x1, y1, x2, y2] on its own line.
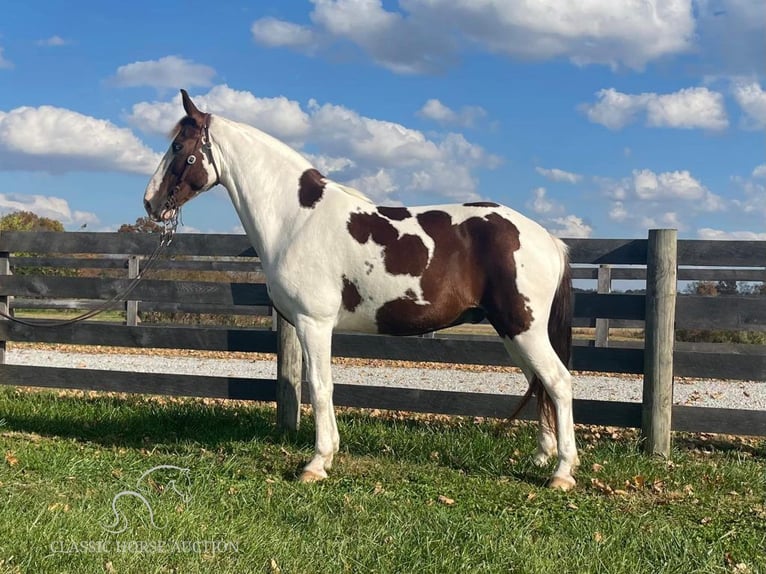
[1, 389, 555, 483]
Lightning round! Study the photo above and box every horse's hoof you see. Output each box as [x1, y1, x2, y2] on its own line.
[298, 470, 326, 483]
[548, 476, 576, 491]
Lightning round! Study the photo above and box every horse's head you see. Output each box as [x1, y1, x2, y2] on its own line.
[143, 89, 220, 223]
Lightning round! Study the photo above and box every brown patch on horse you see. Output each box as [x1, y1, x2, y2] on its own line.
[347, 212, 428, 276]
[341, 276, 362, 312]
[375, 210, 533, 337]
[377, 206, 412, 220]
[464, 201, 500, 208]
[299, 169, 326, 208]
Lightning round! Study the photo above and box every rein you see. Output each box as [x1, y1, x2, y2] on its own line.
[0, 218, 178, 328]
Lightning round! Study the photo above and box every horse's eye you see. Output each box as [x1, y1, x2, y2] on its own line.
[172, 142, 183, 153]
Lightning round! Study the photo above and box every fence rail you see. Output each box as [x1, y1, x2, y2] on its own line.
[0, 230, 764, 445]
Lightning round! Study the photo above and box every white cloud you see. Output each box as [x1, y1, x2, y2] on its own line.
[111, 56, 216, 90]
[697, 228, 766, 240]
[0, 105, 160, 174]
[582, 87, 728, 130]
[753, 164, 766, 178]
[730, 173, 766, 217]
[251, 17, 316, 49]
[37, 35, 69, 47]
[527, 187, 564, 216]
[601, 168, 727, 232]
[251, 0, 694, 74]
[417, 99, 486, 127]
[130, 85, 500, 204]
[535, 166, 582, 184]
[546, 215, 592, 238]
[0, 47, 12, 69]
[0, 193, 98, 226]
[731, 80, 766, 130]
[617, 169, 726, 212]
[129, 85, 311, 146]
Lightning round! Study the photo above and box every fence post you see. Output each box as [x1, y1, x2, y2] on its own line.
[0, 252, 8, 365]
[595, 264, 611, 347]
[276, 313, 302, 432]
[641, 229, 677, 457]
[126, 255, 140, 326]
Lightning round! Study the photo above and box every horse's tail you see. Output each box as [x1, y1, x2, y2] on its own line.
[510, 238, 572, 425]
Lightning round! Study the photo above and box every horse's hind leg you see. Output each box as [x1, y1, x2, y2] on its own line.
[293, 314, 339, 482]
[502, 341, 558, 465]
[503, 326, 578, 489]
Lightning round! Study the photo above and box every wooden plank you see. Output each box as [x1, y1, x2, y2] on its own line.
[676, 296, 766, 330]
[0, 322, 278, 353]
[571, 346, 644, 374]
[574, 293, 645, 320]
[0, 276, 271, 306]
[0, 364, 276, 401]
[572, 267, 766, 282]
[331, 385, 643, 427]
[677, 240, 766, 267]
[10, 256, 263, 273]
[674, 350, 766, 381]
[564, 239, 647, 265]
[0, 231, 257, 257]
[672, 405, 766, 436]
[2, 363, 760, 436]
[642, 229, 677, 457]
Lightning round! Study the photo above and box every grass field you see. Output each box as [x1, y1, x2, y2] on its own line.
[0, 386, 764, 574]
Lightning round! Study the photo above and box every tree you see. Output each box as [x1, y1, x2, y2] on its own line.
[684, 281, 718, 296]
[118, 217, 163, 234]
[0, 211, 75, 276]
[0, 211, 64, 232]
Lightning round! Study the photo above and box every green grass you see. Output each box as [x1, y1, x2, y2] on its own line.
[0, 386, 764, 574]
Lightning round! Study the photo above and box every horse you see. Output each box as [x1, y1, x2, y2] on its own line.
[144, 90, 579, 490]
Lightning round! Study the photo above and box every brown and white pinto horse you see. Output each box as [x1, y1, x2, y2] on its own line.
[144, 90, 579, 489]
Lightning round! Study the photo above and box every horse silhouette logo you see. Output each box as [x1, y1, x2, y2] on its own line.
[102, 465, 192, 534]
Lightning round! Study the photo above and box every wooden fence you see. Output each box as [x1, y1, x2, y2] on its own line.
[0, 230, 764, 449]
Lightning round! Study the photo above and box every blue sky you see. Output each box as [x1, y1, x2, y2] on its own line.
[0, 0, 764, 239]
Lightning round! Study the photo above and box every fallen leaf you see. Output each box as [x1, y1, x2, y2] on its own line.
[373, 482, 385, 495]
[591, 463, 604, 472]
[700, 516, 712, 525]
[566, 503, 579, 510]
[4, 451, 18, 467]
[594, 531, 603, 543]
[269, 558, 282, 574]
[437, 495, 455, 506]
[105, 561, 116, 574]
[526, 492, 537, 501]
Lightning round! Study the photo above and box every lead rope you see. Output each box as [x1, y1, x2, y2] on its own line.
[0, 217, 178, 328]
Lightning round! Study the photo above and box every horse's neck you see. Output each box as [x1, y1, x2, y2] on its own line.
[212, 117, 312, 264]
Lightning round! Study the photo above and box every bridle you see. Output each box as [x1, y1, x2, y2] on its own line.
[166, 113, 221, 219]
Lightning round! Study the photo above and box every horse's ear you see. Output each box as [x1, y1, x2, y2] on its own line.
[180, 89, 205, 125]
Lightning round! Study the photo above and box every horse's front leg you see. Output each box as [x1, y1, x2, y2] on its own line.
[294, 315, 339, 482]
